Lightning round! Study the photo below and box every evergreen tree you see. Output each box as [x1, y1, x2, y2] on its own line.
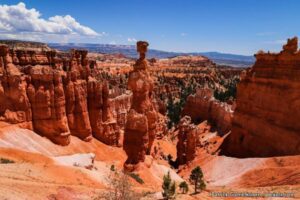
[166, 83, 197, 128]
[179, 181, 189, 194]
[162, 171, 176, 199]
[167, 97, 175, 128]
[189, 166, 206, 194]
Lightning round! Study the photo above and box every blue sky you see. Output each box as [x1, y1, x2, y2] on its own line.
[0, 0, 299, 55]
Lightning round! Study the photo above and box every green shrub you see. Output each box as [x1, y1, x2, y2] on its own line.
[162, 171, 176, 199]
[167, 83, 197, 128]
[0, 158, 14, 164]
[214, 77, 239, 102]
[110, 165, 115, 171]
[189, 166, 206, 194]
[179, 181, 189, 194]
[128, 173, 144, 184]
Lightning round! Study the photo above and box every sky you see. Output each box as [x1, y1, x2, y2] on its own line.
[0, 0, 299, 55]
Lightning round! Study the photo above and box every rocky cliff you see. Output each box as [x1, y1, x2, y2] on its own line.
[182, 88, 234, 135]
[0, 45, 131, 146]
[221, 37, 300, 157]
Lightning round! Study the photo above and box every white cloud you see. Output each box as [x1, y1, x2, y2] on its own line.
[109, 41, 116, 45]
[127, 38, 137, 42]
[0, 2, 100, 42]
[48, 15, 98, 36]
[180, 33, 187, 37]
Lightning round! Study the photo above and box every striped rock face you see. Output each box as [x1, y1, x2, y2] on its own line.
[0, 45, 130, 146]
[221, 37, 300, 157]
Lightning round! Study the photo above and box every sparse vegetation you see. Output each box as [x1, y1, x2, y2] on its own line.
[179, 181, 189, 194]
[167, 83, 197, 128]
[96, 170, 141, 200]
[189, 166, 206, 194]
[162, 171, 176, 199]
[110, 164, 115, 171]
[214, 77, 239, 102]
[0, 158, 15, 164]
[128, 172, 144, 184]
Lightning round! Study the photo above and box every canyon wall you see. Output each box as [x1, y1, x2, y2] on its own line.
[182, 88, 234, 135]
[0, 45, 131, 146]
[221, 37, 300, 157]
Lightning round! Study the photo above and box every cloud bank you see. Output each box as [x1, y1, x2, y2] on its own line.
[0, 2, 100, 42]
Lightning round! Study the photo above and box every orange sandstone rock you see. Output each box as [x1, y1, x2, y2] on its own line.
[27, 66, 70, 145]
[0, 45, 32, 130]
[0, 44, 129, 146]
[182, 88, 233, 135]
[123, 41, 159, 170]
[176, 116, 198, 165]
[221, 37, 300, 157]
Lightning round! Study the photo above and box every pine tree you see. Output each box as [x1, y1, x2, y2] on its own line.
[162, 171, 176, 199]
[167, 96, 175, 128]
[189, 166, 206, 194]
[179, 181, 189, 194]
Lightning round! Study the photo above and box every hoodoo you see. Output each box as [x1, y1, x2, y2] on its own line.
[123, 41, 158, 170]
[176, 116, 198, 165]
[0, 44, 129, 146]
[221, 37, 300, 157]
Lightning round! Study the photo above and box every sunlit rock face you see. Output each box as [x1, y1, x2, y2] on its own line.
[123, 41, 160, 171]
[176, 116, 198, 165]
[0, 44, 130, 146]
[0, 45, 33, 130]
[221, 37, 300, 157]
[182, 88, 234, 135]
[27, 66, 71, 145]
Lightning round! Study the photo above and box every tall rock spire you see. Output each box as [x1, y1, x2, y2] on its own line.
[123, 41, 158, 171]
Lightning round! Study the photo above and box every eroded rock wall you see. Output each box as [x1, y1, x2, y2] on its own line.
[221, 37, 300, 157]
[0, 45, 131, 146]
[0, 45, 32, 130]
[182, 88, 233, 135]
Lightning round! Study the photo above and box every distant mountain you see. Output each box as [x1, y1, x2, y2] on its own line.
[49, 43, 252, 67]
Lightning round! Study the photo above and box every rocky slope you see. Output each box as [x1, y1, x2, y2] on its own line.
[221, 37, 300, 157]
[0, 122, 185, 200]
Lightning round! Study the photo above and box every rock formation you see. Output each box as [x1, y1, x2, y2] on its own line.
[0, 45, 32, 130]
[0, 44, 130, 146]
[63, 50, 92, 141]
[221, 37, 300, 157]
[176, 116, 198, 165]
[182, 88, 233, 135]
[27, 65, 71, 145]
[123, 41, 158, 170]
